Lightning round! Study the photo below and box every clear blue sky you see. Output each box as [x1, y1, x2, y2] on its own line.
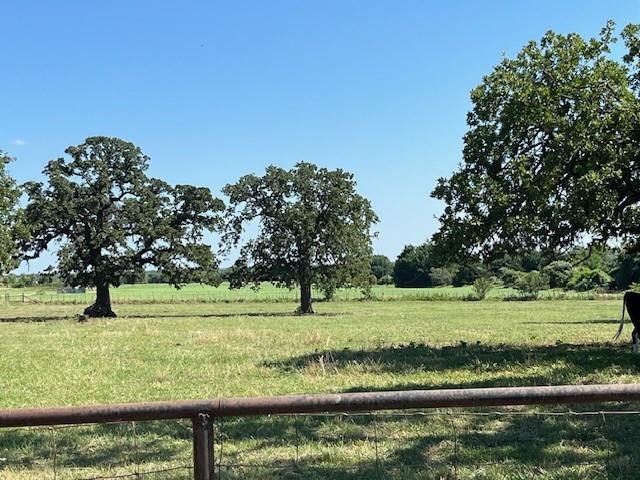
[2, 1, 638, 271]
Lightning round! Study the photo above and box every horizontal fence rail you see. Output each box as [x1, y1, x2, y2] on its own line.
[2, 383, 640, 428]
[3, 383, 640, 479]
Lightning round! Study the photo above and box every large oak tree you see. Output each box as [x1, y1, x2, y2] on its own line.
[223, 162, 378, 314]
[22, 137, 224, 317]
[0, 151, 22, 275]
[432, 22, 640, 263]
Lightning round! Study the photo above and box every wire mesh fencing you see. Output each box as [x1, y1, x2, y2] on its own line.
[3, 407, 640, 480]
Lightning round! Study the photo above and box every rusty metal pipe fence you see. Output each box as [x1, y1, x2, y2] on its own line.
[3, 383, 640, 479]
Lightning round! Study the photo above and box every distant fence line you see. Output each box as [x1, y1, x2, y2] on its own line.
[2, 384, 640, 479]
[1, 289, 626, 306]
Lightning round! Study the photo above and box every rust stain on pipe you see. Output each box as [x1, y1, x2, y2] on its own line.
[2, 384, 640, 428]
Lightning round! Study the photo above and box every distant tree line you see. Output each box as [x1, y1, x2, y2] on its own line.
[362, 241, 640, 300]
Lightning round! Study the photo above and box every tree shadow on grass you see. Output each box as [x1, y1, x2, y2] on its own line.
[0, 420, 193, 472]
[214, 407, 640, 479]
[4, 341, 640, 478]
[122, 312, 341, 320]
[0, 312, 342, 323]
[265, 341, 640, 388]
[523, 319, 619, 325]
[3, 400, 640, 479]
[0, 315, 72, 323]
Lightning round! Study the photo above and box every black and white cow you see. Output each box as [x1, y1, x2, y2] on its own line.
[614, 291, 640, 352]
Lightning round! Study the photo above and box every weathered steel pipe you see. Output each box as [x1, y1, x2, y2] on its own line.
[2, 383, 640, 428]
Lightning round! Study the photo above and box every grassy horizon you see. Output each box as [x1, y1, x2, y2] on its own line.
[0, 282, 624, 306]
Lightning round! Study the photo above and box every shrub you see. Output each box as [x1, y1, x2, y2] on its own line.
[472, 276, 494, 300]
[320, 279, 337, 301]
[499, 267, 522, 288]
[452, 263, 482, 287]
[379, 274, 394, 285]
[514, 270, 549, 298]
[567, 267, 612, 292]
[542, 260, 573, 289]
[429, 267, 452, 287]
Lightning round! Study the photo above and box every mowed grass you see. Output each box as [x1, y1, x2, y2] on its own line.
[2, 299, 640, 479]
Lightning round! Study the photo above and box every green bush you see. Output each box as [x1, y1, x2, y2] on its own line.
[429, 267, 452, 287]
[514, 271, 549, 298]
[542, 260, 573, 289]
[472, 276, 494, 300]
[567, 267, 612, 292]
[499, 267, 522, 288]
[452, 263, 483, 287]
[320, 279, 337, 301]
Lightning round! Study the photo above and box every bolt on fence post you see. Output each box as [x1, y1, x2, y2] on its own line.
[192, 413, 214, 480]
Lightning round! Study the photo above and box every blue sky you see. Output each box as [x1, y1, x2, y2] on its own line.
[2, 1, 638, 271]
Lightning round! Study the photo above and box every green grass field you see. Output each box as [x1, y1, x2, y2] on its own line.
[1, 299, 639, 478]
[0, 282, 622, 305]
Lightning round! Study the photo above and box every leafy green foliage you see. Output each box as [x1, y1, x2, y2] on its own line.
[542, 260, 573, 289]
[319, 277, 338, 301]
[568, 267, 613, 292]
[514, 271, 549, 298]
[472, 276, 494, 300]
[429, 267, 453, 287]
[393, 244, 433, 288]
[223, 162, 378, 313]
[370, 254, 394, 282]
[612, 251, 640, 290]
[499, 267, 522, 288]
[452, 263, 483, 287]
[0, 152, 22, 275]
[432, 22, 640, 262]
[22, 137, 224, 316]
[569, 246, 619, 272]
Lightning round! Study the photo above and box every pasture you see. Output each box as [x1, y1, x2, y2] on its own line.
[2, 298, 640, 478]
[0, 282, 622, 305]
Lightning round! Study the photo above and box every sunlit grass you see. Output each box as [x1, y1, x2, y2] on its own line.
[1, 299, 638, 478]
[0, 282, 623, 305]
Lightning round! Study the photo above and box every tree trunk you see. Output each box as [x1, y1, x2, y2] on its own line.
[84, 283, 117, 318]
[299, 281, 314, 314]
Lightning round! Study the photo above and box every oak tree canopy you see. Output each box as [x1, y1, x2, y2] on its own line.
[432, 23, 640, 263]
[22, 137, 225, 317]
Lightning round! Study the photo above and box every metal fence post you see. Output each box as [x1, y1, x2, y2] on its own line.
[192, 413, 214, 480]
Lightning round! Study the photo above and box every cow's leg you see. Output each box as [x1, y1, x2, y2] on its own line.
[633, 329, 639, 354]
